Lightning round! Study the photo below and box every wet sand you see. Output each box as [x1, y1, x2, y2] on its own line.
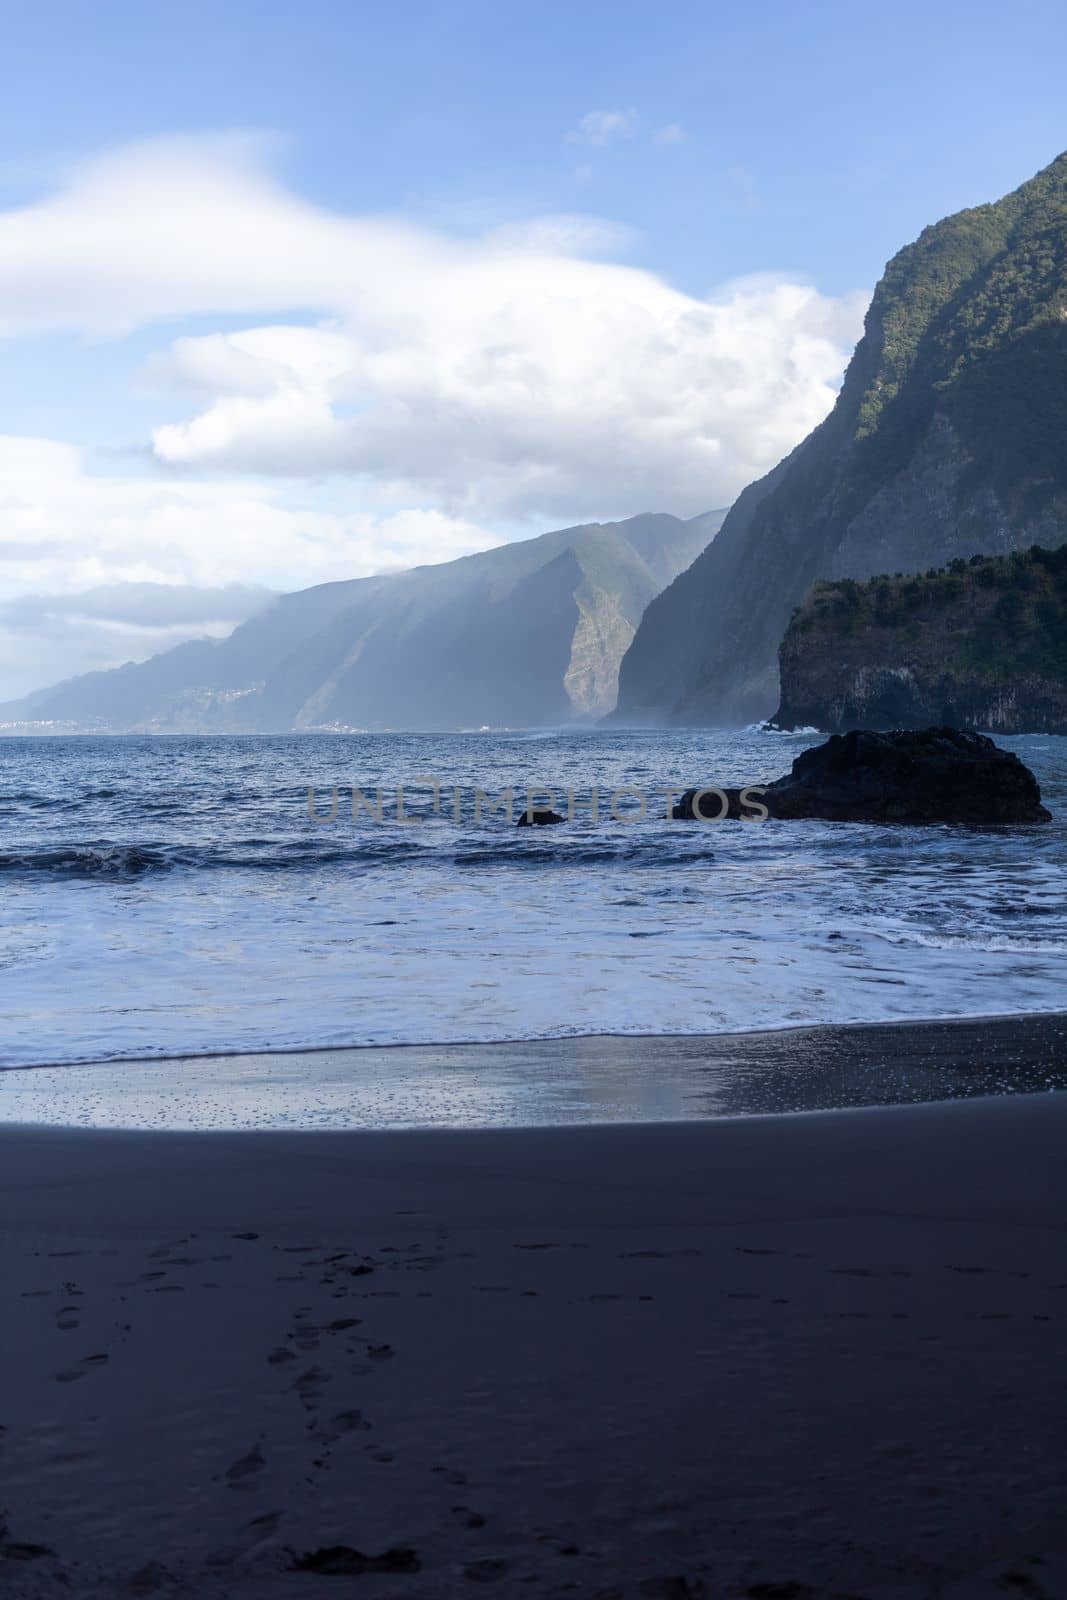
[2, 1010, 1066, 1129]
[2, 1089, 1066, 1597]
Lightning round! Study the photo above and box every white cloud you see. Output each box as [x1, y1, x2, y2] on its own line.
[0, 436, 496, 597]
[0, 580, 275, 701]
[0, 135, 869, 629]
[653, 123, 686, 147]
[566, 110, 639, 148]
[148, 271, 866, 525]
[0, 433, 499, 694]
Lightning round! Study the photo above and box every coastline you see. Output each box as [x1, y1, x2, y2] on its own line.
[3, 1093, 1066, 1597]
[3, 1009, 1066, 1130]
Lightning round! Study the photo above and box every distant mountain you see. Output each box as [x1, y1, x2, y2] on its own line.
[774, 545, 1067, 735]
[615, 152, 1067, 726]
[0, 581, 276, 702]
[1, 511, 723, 732]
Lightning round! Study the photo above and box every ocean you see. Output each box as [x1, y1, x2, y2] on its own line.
[2, 727, 1066, 1077]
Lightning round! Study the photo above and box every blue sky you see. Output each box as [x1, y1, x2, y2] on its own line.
[0, 0, 1064, 695]
[4, 0, 1063, 293]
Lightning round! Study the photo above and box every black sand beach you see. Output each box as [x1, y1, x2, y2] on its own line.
[2, 1080, 1067, 1597]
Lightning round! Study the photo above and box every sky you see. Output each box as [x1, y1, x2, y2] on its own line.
[1, 0, 1065, 697]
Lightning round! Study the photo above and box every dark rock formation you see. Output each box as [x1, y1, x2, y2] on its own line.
[674, 729, 1051, 826]
[672, 787, 769, 821]
[769, 728, 1051, 824]
[516, 807, 565, 826]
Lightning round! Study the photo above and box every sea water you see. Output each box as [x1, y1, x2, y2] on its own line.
[1, 727, 1065, 1071]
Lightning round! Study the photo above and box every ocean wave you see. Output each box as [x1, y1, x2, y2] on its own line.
[0, 838, 434, 878]
[874, 928, 1067, 956]
[452, 841, 703, 867]
[0, 844, 184, 878]
[0, 830, 739, 878]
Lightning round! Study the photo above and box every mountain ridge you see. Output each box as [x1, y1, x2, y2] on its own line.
[2, 510, 724, 732]
[613, 151, 1067, 725]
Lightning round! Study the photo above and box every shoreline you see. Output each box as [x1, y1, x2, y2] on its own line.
[3, 1003, 1067, 1076]
[3, 1010, 1066, 1131]
[3, 1094, 1066, 1597]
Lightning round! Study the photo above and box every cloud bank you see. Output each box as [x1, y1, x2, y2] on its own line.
[0, 135, 867, 525]
[0, 135, 868, 690]
[0, 433, 497, 695]
[0, 579, 274, 704]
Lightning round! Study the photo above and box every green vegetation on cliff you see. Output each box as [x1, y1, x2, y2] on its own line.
[794, 546, 1067, 679]
[775, 546, 1067, 734]
[850, 153, 1067, 513]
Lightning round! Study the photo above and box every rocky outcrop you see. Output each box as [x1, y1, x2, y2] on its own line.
[614, 151, 1067, 727]
[771, 729, 1048, 824]
[774, 546, 1067, 734]
[672, 729, 1051, 825]
[516, 807, 564, 826]
[672, 787, 769, 821]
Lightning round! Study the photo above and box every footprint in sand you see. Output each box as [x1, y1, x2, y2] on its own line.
[293, 1365, 330, 1410]
[331, 1408, 372, 1433]
[125, 1564, 172, 1596]
[226, 1442, 265, 1485]
[450, 1506, 487, 1529]
[248, 1510, 283, 1538]
[463, 1557, 510, 1582]
[292, 1547, 420, 1575]
[55, 1352, 108, 1383]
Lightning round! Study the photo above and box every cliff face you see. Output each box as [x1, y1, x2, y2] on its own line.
[774, 546, 1067, 734]
[2, 511, 723, 733]
[614, 152, 1067, 726]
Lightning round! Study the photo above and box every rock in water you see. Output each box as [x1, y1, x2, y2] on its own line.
[672, 729, 1050, 825]
[762, 728, 1050, 825]
[672, 787, 766, 821]
[516, 806, 565, 826]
